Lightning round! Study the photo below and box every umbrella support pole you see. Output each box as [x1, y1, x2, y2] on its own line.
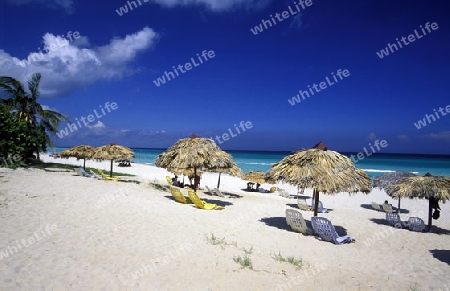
[110, 159, 113, 177]
[397, 197, 401, 213]
[428, 198, 433, 232]
[313, 189, 319, 217]
[217, 172, 221, 189]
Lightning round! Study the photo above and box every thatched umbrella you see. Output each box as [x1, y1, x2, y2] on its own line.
[266, 144, 372, 216]
[60, 145, 95, 169]
[155, 135, 240, 190]
[242, 171, 275, 190]
[91, 144, 135, 177]
[242, 171, 267, 184]
[373, 171, 417, 212]
[386, 174, 450, 231]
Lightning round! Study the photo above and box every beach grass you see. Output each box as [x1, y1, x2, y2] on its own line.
[233, 254, 253, 270]
[272, 252, 303, 269]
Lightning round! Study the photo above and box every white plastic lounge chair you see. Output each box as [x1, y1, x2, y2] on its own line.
[408, 217, 426, 232]
[311, 217, 355, 245]
[79, 168, 95, 178]
[213, 188, 226, 198]
[204, 186, 216, 195]
[277, 188, 291, 198]
[311, 200, 328, 213]
[297, 198, 311, 211]
[386, 213, 408, 229]
[382, 203, 394, 213]
[286, 209, 311, 235]
[89, 170, 104, 180]
[371, 202, 382, 211]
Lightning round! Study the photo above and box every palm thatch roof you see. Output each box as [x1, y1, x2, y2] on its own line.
[242, 171, 274, 184]
[60, 145, 95, 169]
[386, 175, 450, 230]
[91, 144, 135, 177]
[373, 171, 417, 190]
[386, 176, 450, 200]
[266, 147, 372, 216]
[155, 136, 241, 189]
[266, 148, 371, 194]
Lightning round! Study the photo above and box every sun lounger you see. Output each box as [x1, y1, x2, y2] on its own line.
[166, 176, 173, 185]
[90, 170, 105, 180]
[187, 189, 224, 210]
[386, 213, 408, 229]
[78, 168, 95, 178]
[204, 186, 216, 195]
[96, 169, 120, 182]
[371, 202, 382, 211]
[311, 200, 328, 213]
[407, 217, 426, 232]
[311, 217, 355, 245]
[213, 188, 227, 198]
[286, 209, 310, 235]
[170, 187, 192, 204]
[297, 198, 311, 211]
[277, 188, 291, 198]
[382, 203, 394, 213]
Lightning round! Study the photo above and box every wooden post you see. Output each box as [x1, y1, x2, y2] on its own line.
[428, 198, 433, 232]
[313, 189, 319, 217]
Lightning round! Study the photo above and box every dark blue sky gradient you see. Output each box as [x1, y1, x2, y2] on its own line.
[0, 0, 449, 153]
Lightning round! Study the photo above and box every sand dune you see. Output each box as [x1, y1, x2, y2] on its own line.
[0, 156, 449, 290]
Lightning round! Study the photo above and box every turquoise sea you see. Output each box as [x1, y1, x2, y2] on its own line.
[53, 147, 450, 179]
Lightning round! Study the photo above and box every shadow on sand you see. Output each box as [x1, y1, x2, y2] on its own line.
[429, 249, 450, 265]
[360, 203, 410, 214]
[164, 196, 233, 207]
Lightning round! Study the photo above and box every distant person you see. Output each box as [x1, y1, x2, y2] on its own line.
[172, 175, 180, 187]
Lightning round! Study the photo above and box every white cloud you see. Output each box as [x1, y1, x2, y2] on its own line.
[0, 27, 158, 97]
[149, 0, 271, 11]
[421, 131, 450, 142]
[3, 0, 74, 13]
[86, 121, 106, 129]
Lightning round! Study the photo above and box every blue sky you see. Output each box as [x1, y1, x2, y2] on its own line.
[0, 0, 449, 154]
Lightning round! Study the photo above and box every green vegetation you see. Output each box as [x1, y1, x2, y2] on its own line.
[233, 254, 253, 270]
[272, 252, 303, 270]
[409, 283, 419, 291]
[0, 73, 69, 166]
[149, 180, 170, 192]
[205, 233, 237, 249]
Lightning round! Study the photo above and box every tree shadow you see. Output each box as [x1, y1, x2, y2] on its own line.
[429, 249, 450, 265]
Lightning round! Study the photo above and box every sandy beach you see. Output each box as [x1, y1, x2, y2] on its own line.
[0, 155, 449, 290]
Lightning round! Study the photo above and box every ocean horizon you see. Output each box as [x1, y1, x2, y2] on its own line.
[52, 147, 450, 179]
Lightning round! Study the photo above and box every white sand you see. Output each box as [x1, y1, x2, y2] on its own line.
[0, 155, 449, 290]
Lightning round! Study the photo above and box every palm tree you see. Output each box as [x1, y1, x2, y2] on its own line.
[0, 73, 69, 156]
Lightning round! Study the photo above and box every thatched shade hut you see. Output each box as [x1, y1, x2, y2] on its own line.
[60, 145, 94, 169]
[91, 144, 135, 177]
[155, 135, 241, 190]
[242, 171, 267, 184]
[373, 171, 417, 212]
[266, 144, 372, 216]
[386, 174, 450, 230]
